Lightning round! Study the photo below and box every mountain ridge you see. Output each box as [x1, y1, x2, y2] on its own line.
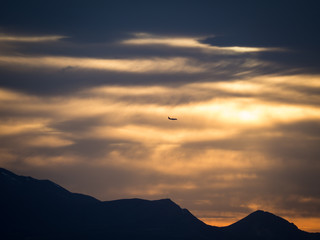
[1, 167, 319, 240]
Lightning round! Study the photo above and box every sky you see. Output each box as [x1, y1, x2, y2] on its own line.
[1, 0, 320, 232]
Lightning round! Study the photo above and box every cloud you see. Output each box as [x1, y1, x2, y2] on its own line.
[1, 30, 316, 97]
[0, 33, 67, 42]
[121, 33, 283, 53]
[0, 55, 205, 74]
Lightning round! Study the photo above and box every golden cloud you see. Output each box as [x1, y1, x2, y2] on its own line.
[121, 33, 283, 53]
[0, 56, 205, 73]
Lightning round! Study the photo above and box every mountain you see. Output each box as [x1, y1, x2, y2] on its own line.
[220, 210, 320, 240]
[0, 167, 214, 240]
[1, 167, 319, 240]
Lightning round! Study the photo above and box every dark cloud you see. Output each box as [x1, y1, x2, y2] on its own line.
[2, 0, 319, 45]
[1, 0, 319, 86]
[0, 50, 298, 96]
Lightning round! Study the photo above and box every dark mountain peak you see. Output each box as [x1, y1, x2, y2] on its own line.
[252, 209, 267, 214]
[104, 197, 183, 218]
[153, 198, 180, 208]
[159, 198, 174, 202]
[243, 209, 298, 229]
[251, 209, 278, 217]
[229, 209, 299, 230]
[248, 209, 282, 220]
[222, 209, 311, 240]
[155, 198, 174, 203]
[104, 198, 180, 211]
[100, 196, 210, 233]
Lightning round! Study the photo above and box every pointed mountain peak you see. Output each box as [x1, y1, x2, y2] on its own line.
[224, 209, 303, 240]
[245, 210, 298, 228]
[252, 209, 267, 214]
[249, 209, 278, 218]
[153, 198, 178, 206]
[157, 198, 174, 202]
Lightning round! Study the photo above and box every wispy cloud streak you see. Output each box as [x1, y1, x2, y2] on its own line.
[121, 33, 284, 53]
[0, 56, 204, 73]
[0, 33, 67, 42]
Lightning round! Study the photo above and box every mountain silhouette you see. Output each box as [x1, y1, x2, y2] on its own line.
[220, 210, 320, 240]
[1, 167, 319, 240]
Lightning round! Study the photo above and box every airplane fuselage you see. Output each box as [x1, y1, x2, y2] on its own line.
[168, 116, 177, 120]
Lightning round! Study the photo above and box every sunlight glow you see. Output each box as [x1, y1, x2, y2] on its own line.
[288, 217, 320, 233]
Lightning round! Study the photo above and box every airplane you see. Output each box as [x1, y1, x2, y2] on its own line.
[168, 116, 177, 120]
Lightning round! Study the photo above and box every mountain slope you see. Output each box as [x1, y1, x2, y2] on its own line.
[221, 210, 319, 240]
[1, 167, 319, 240]
[0, 167, 103, 239]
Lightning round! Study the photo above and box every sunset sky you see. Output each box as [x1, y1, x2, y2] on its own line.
[1, 0, 320, 232]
